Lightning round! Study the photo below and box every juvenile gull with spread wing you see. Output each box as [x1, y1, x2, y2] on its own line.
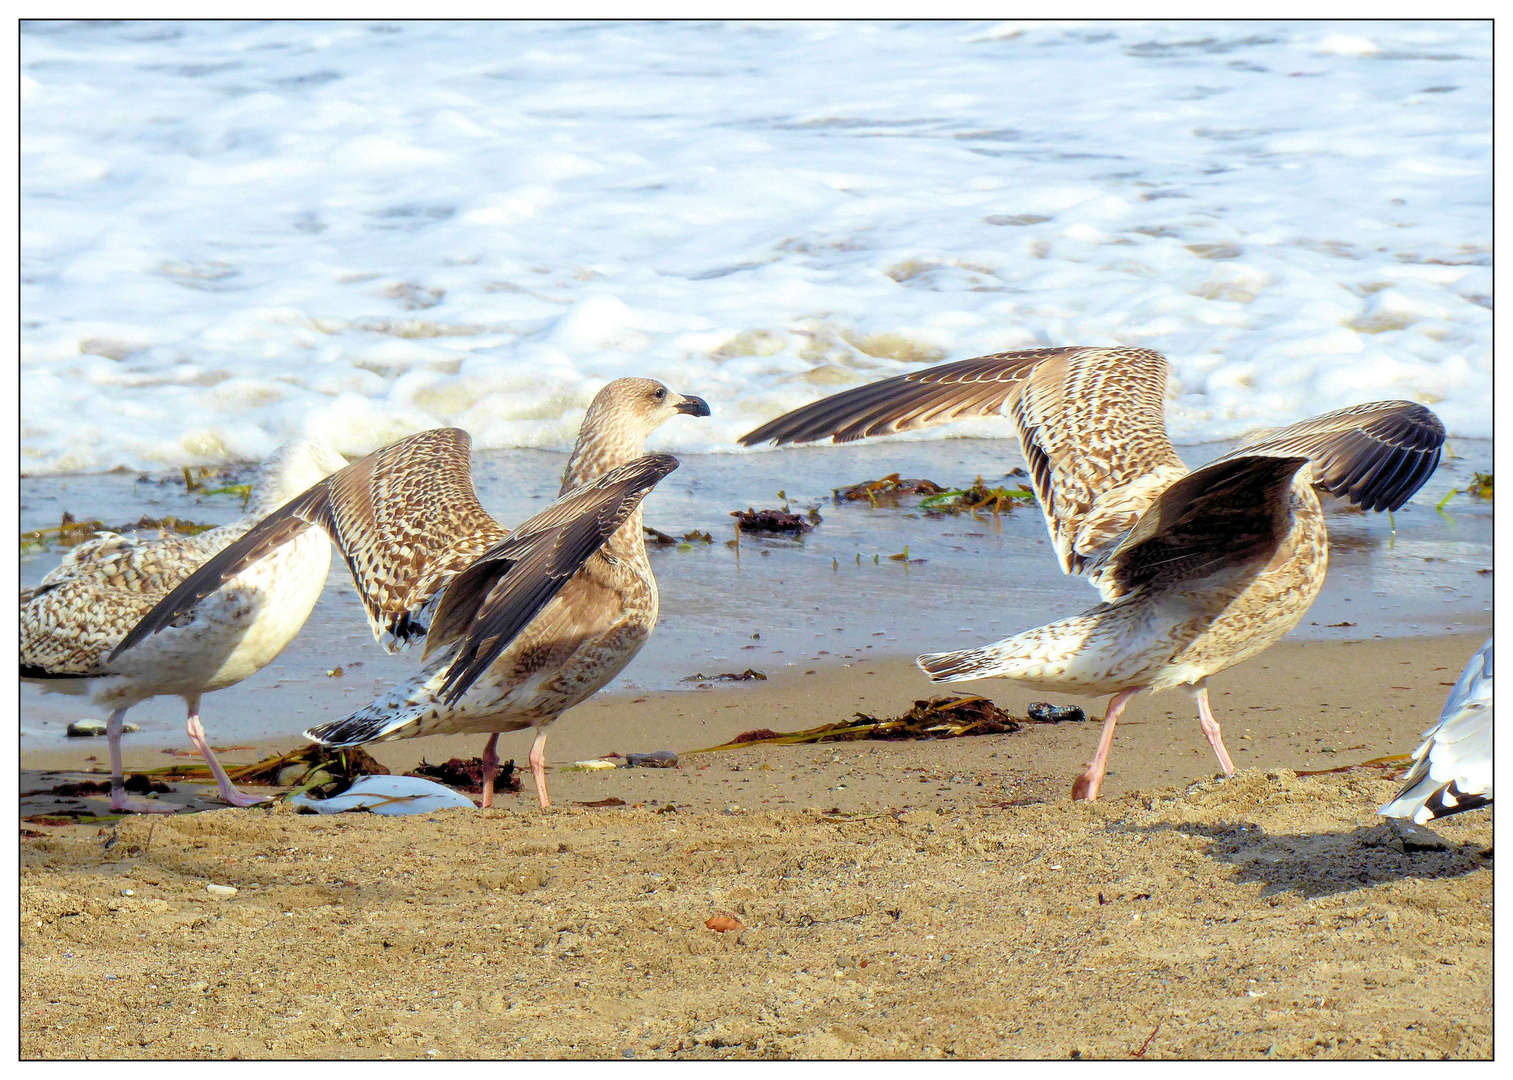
[120, 378, 710, 809]
[742, 347, 1445, 800]
[22, 437, 349, 812]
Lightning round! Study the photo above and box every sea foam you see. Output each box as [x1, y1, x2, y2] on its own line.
[21, 20, 1490, 474]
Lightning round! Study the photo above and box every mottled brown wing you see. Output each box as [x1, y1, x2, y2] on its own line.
[111, 428, 502, 661]
[1100, 455, 1312, 600]
[1214, 400, 1445, 512]
[23, 569, 170, 677]
[26, 522, 251, 676]
[1008, 347, 1189, 577]
[318, 428, 504, 649]
[428, 453, 681, 705]
[737, 349, 1067, 446]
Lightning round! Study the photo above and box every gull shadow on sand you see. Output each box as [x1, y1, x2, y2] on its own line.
[1117, 820, 1491, 899]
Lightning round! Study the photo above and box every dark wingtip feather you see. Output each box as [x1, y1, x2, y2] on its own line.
[1218, 399, 1445, 515]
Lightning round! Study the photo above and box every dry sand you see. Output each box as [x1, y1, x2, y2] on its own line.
[19, 633, 1493, 1059]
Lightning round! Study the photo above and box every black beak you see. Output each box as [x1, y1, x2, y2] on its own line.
[676, 394, 711, 417]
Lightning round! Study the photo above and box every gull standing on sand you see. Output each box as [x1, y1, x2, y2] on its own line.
[742, 346, 1445, 800]
[21, 437, 349, 812]
[1380, 636, 1492, 824]
[119, 378, 710, 809]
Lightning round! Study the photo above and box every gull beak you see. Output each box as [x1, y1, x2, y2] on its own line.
[675, 394, 711, 417]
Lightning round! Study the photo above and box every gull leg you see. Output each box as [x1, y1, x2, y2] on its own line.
[184, 698, 268, 807]
[528, 728, 551, 810]
[1072, 688, 1141, 802]
[1194, 683, 1236, 776]
[107, 707, 176, 814]
[480, 733, 500, 809]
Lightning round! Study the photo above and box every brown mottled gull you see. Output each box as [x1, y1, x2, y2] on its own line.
[742, 347, 1444, 800]
[21, 437, 349, 812]
[121, 378, 710, 809]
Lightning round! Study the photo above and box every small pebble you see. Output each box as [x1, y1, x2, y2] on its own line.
[1027, 702, 1086, 724]
[66, 718, 139, 737]
[120, 889, 134, 897]
[623, 750, 679, 768]
[206, 884, 238, 898]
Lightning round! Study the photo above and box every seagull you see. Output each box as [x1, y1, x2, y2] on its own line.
[120, 378, 710, 809]
[742, 346, 1445, 800]
[1380, 637, 1492, 824]
[21, 436, 349, 812]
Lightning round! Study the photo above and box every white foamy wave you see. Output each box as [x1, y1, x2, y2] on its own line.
[21, 20, 1489, 474]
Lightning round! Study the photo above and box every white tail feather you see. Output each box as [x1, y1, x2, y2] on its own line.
[915, 605, 1160, 696]
[918, 642, 1023, 682]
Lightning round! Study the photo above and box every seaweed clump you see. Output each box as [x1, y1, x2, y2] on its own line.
[693, 695, 1021, 752]
[407, 756, 520, 794]
[21, 511, 217, 555]
[731, 508, 814, 534]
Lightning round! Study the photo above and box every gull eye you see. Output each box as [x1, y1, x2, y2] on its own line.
[653, 387, 667, 401]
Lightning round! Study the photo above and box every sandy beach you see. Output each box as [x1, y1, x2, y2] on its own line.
[20, 633, 1493, 1059]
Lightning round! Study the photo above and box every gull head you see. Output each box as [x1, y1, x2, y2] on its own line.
[258, 436, 350, 506]
[564, 377, 709, 487]
[588, 377, 710, 439]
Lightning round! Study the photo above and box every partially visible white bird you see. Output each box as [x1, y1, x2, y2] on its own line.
[1380, 637, 1493, 824]
[21, 437, 348, 813]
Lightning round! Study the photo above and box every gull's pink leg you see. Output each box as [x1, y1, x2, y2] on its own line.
[107, 707, 177, 814]
[528, 728, 551, 810]
[1194, 683, 1236, 776]
[480, 733, 500, 809]
[184, 697, 268, 807]
[1071, 687, 1141, 802]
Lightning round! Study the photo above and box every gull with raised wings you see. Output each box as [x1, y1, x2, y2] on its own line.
[742, 347, 1444, 800]
[118, 378, 710, 809]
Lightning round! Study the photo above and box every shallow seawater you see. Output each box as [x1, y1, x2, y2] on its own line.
[18, 437, 1492, 748]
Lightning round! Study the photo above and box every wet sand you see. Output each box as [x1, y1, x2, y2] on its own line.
[20, 438, 1494, 747]
[20, 634, 1493, 1059]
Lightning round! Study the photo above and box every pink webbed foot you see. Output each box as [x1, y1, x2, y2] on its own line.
[214, 787, 272, 808]
[185, 704, 269, 807]
[110, 791, 180, 815]
[1071, 771, 1099, 802]
[1071, 687, 1141, 803]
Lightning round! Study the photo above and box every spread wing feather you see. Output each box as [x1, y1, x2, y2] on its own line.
[739, 345, 1190, 584]
[1216, 400, 1444, 512]
[1007, 347, 1189, 578]
[1097, 455, 1311, 600]
[737, 349, 1060, 446]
